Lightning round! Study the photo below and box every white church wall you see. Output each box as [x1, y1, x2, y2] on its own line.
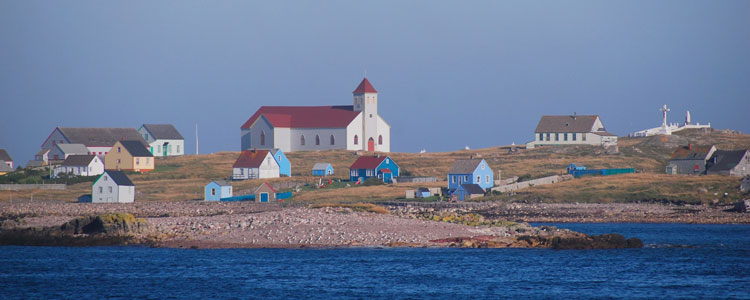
[346, 113, 364, 151]
[376, 115, 391, 152]
[290, 128, 347, 151]
[247, 117, 274, 150]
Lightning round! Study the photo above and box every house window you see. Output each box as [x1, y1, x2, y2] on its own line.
[260, 130, 265, 146]
[108, 186, 113, 193]
[104, 176, 107, 181]
[145, 133, 149, 140]
[168, 145, 172, 153]
[582, 134, 587, 141]
[572, 133, 577, 141]
[211, 188, 216, 196]
[481, 163, 485, 170]
[555, 133, 559, 141]
[117, 147, 121, 153]
[386, 158, 390, 164]
[330, 135, 335, 145]
[538, 133, 543, 141]
[545, 133, 550, 141]
[452, 176, 455, 183]
[465, 175, 468, 181]
[486, 175, 490, 183]
[117, 159, 121, 164]
[146, 158, 150, 164]
[354, 135, 358, 145]
[564, 133, 568, 141]
[136, 158, 140, 165]
[300, 135, 305, 146]
[477, 175, 481, 182]
[176, 145, 180, 153]
[315, 135, 320, 145]
[240, 168, 244, 175]
[378, 135, 383, 145]
[98, 187, 103, 193]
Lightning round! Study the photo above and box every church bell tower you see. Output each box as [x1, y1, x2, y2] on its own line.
[353, 78, 378, 151]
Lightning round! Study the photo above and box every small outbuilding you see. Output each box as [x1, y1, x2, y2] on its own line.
[417, 187, 431, 198]
[453, 183, 485, 201]
[254, 182, 277, 203]
[92, 170, 135, 203]
[312, 163, 334, 176]
[205, 180, 233, 201]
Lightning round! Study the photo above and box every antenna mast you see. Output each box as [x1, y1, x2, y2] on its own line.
[195, 123, 199, 155]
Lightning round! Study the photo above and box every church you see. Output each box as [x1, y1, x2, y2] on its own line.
[240, 78, 391, 153]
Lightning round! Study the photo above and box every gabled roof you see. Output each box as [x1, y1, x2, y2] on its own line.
[61, 155, 96, 166]
[459, 183, 485, 195]
[55, 143, 89, 155]
[0, 161, 13, 172]
[52, 127, 147, 147]
[350, 156, 387, 169]
[706, 150, 749, 172]
[36, 148, 50, 156]
[353, 77, 378, 94]
[270, 148, 284, 157]
[0, 149, 11, 162]
[233, 150, 272, 168]
[210, 180, 231, 187]
[534, 115, 600, 133]
[670, 145, 715, 160]
[448, 159, 485, 174]
[254, 182, 277, 193]
[142, 124, 184, 140]
[240, 106, 361, 129]
[118, 141, 154, 157]
[100, 170, 134, 186]
[312, 162, 332, 170]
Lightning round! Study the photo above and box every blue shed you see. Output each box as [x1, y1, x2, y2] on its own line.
[453, 183, 485, 201]
[205, 180, 232, 201]
[271, 148, 291, 177]
[349, 155, 399, 183]
[312, 162, 334, 176]
[447, 159, 494, 191]
[417, 187, 431, 198]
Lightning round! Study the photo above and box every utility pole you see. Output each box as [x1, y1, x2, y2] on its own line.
[195, 123, 199, 155]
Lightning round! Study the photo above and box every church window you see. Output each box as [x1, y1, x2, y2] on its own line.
[260, 130, 265, 146]
[354, 135, 358, 145]
[315, 135, 320, 145]
[370, 114, 373, 118]
[572, 133, 577, 141]
[545, 133, 550, 141]
[555, 133, 559, 141]
[564, 133, 568, 141]
[300, 135, 305, 146]
[378, 135, 383, 145]
[538, 133, 543, 141]
[330, 135, 335, 145]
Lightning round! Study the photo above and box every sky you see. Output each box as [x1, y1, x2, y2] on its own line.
[1, 1, 749, 166]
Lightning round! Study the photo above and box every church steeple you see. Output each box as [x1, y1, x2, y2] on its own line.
[353, 77, 377, 112]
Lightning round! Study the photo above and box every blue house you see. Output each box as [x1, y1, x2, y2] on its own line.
[454, 184, 486, 201]
[312, 162, 334, 176]
[349, 155, 399, 183]
[271, 148, 291, 177]
[205, 180, 232, 201]
[447, 159, 494, 191]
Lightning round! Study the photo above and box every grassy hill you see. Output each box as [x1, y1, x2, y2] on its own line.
[2, 128, 749, 204]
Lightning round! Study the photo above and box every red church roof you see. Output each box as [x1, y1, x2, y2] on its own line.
[353, 78, 377, 94]
[350, 156, 387, 169]
[240, 106, 360, 129]
[233, 150, 270, 168]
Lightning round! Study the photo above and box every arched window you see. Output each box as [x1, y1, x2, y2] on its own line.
[354, 135, 358, 145]
[378, 135, 383, 145]
[330, 135, 335, 145]
[315, 135, 320, 145]
[300, 135, 305, 146]
[260, 130, 265, 146]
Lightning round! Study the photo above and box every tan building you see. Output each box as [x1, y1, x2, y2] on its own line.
[105, 140, 154, 173]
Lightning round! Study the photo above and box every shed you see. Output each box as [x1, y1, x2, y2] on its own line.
[91, 170, 135, 203]
[205, 180, 233, 201]
[312, 162, 334, 176]
[254, 182, 277, 203]
[417, 187, 431, 198]
[453, 184, 485, 201]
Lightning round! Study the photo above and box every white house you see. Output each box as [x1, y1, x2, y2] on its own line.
[138, 124, 185, 157]
[240, 78, 391, 153]
[92, 170, 135, 203]
[527, 115, 618, 148]
[48, 143, 89, 162]
[41, 127, 148, 157]
[0, 149, 13, 169]
[231, 149, 280, 180]
[53, 155, 104, 178]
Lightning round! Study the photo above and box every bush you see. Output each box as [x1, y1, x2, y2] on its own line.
[361, 177, 385, 186]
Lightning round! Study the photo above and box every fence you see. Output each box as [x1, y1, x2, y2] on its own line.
[395, 176, 438, 183]
[0, 184, 67, 190]
[569, 168, 635, 178]
[220, 192, 293, 202]
[491, 175, 573, 193]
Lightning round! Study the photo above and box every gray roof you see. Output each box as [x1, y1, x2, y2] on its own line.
[36, 148, 50, 156]
[119, 141, 153, 157]
[0, 149, 11, 162]
[55, 143, 89, 155]
[312, 162, 332, 170]
[270, 148, 283, 156]
[61, 155, 96, 166]
[142, 124, 184, 140]
[102, 170, 134, 186]
[707, 150, 749, 172]
[211, 180, 231, 187]
[460, 183, 486, 195]
[448, 159, 485, 174]
[593, 132, 617, 136]
[0, 161, 13, 172]
[58, 127, 147, 147]
[534, 115, 601, 133]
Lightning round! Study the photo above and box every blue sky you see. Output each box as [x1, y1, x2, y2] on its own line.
[1, 1, 748, 166]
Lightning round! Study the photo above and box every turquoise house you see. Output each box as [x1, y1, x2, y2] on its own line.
[271, 149, 291, 177]
[312, 162, 334, 176]
[205, 180, 232, 201]
[447, 159, 493, 191]
[349, 155, 399, 183]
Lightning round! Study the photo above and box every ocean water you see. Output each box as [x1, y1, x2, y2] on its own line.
[1, 223, 748, 299]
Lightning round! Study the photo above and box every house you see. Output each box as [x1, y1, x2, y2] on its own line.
[254, 182, 277, 203]
[528, 115, 617, 148]
[32, 149, 51, 166]
[0, 161, 13, 175]
[447, 159, 494, 191]
[48, 143, 89, 162]
[706, 149, 750, 177]
[349, 155, 399, 183]
[205, 180, 233, 201]
[270, 148, 291, 177]
[417, 187, 431, 198]
[92, 170, 135, 203]
[53, 155, 104, 178]
[104, 140, 155, 173]
[666, 144, 716, 175]
[454, 184, 485, 201]
[231, 149, 280, 180]
[41, 127, 148, 157]
[138, 124, 185, 157]
[0, 149, 13, 169]
[240, 77, 391, 153]
[312, 163, 334, 176]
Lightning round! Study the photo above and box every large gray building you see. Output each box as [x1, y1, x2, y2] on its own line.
[706, 149, 750, 177]
[666, 145, 716, 175]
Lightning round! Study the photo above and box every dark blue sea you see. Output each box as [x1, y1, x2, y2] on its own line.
[2, 223, 748, 299]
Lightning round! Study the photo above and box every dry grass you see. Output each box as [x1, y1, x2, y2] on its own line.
[309, 203, 391, 214]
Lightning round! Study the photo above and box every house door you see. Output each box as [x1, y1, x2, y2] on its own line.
[382, 172, 392, 183]
[367, 138, 374, 151]
[260, 193, 269, 202]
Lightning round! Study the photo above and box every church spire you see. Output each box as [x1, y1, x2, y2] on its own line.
[353, 78, 378, 94]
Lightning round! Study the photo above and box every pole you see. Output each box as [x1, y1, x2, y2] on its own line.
[195, 123, 199, 155]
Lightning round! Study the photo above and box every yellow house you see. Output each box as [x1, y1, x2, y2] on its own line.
[104, 140, 154, 173]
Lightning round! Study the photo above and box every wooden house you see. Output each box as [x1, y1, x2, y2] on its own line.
[666, 145, 716, 175]
[53, 155, 104, 178]
[312, 163, 334, 176]
[92, 170, 135, 203]
[138, 124, 185, 157]
[349, 155, 399, 183]
[0, 149, 13, 169]
[706, 149, 750, 176]
[41, 127, 147, 157]
[270, 149, 291, 177]
[105, 140, 155, 173]
[48, 143, 89, 162]
[232, 149, 280, 180]
[453, 183, 485, 201]
[529, 115, 618, 148]
[254, 182, 277, 203]
[205, 180, 232, 201]
[447, 159, 493, 191]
